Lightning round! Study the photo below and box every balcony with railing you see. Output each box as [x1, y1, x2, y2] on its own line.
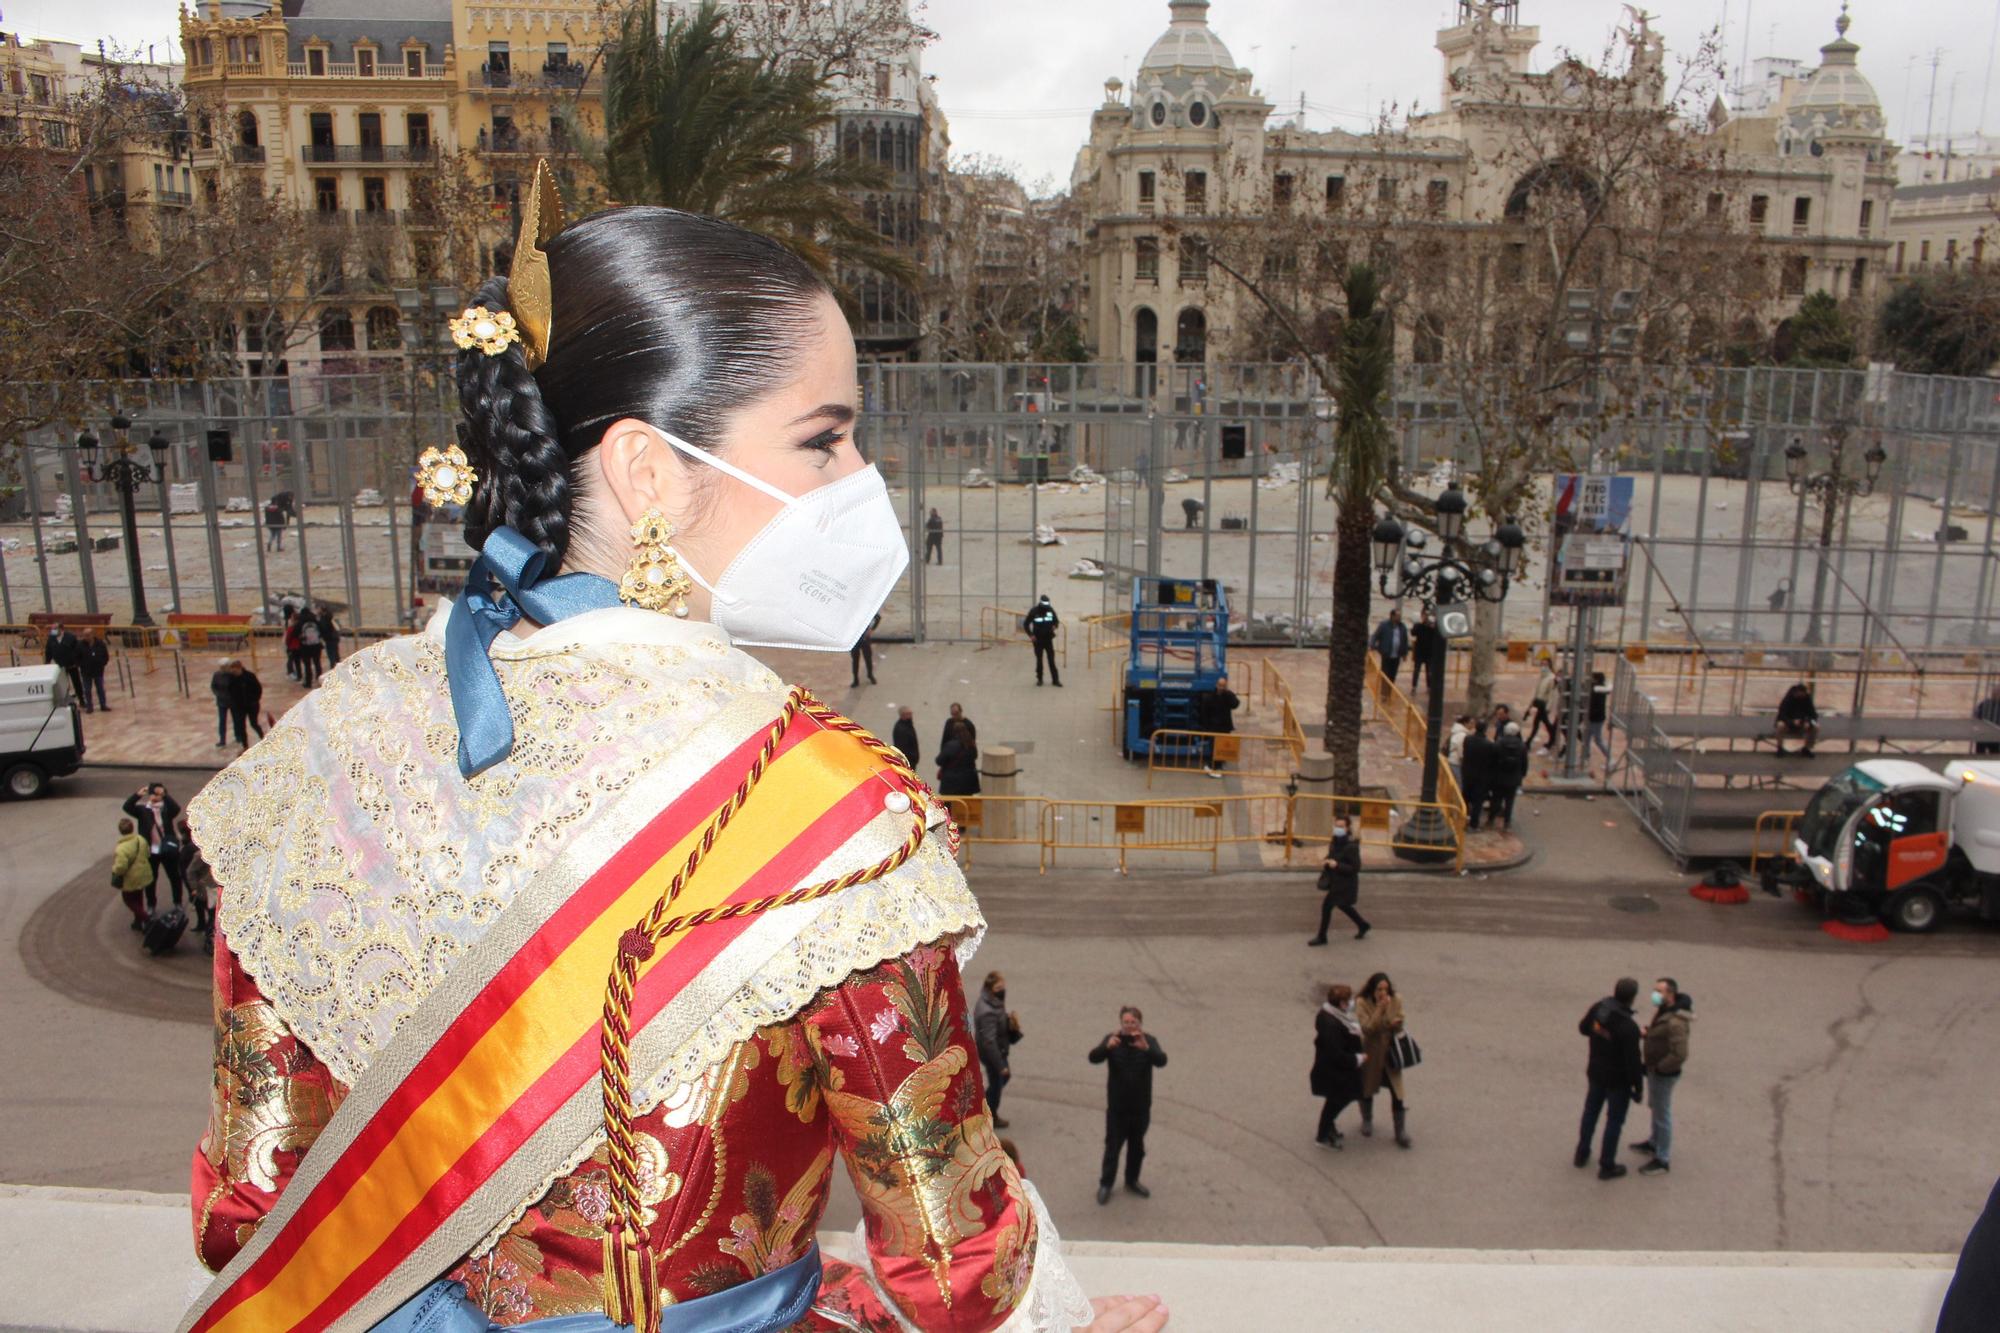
[156, 189, 193, 206]
[229, 142, 266, 163]
[475, 128, 572, 157]
[478, 62, 592, 91]
[286, 61, 450, 80]
[298, 143, 437, 165]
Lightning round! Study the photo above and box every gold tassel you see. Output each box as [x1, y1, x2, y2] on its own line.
[602, 1218, 662, 1332]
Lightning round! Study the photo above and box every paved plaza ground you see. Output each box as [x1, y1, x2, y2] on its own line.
[2, 626, 1995, 1328]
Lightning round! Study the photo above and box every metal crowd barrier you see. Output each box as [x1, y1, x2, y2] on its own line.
[976, 605, 1068, 668]
[1143, 728, 1303, 786]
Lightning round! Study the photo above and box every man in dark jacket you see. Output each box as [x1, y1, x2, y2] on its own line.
[939, 702, 975, 753]
[1774, 681, 1819, 757]
[79, 629, 111, 713]
[1024, 595, 1061, 687]
[315, 604, 342, 667]
[1308, 817, 1369, 944]
[1408, 609, 1440, 694]
[1199, 675, 1240, 775]
[210, 659, 235, 748]
[1461, 721, 1497, 830]
[225, 660, 266, 751]
[891, 706, 920, 770]
[1576, 977, 1645, 1179]
[973, 971, 1018, 1127]
[43, 622, 85, 702]
[1488, 722, 1529, 831]
[1090, 1005, 1167, 1204]
[1370, 610, 1409, 690]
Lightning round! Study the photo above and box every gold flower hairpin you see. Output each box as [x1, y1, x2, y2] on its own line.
[449, 306, 520, 357]
[416, 443, 477, 508]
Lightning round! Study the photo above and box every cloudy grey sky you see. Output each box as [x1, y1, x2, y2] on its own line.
[8, 0, 1994, 187]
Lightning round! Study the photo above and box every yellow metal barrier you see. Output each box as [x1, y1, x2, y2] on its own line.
[939, 796, 1049, 870]
[1041, 799, 1220, 874]
[1084, 612, 1132, 663]
[977, 605, 1068, 668]
[1145, 790, 1468, 870]
[1749, 808, 1806, 876]
[1144, 729, 1303, 786]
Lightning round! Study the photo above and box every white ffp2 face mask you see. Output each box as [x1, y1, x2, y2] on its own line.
[657, 430, 909, 650]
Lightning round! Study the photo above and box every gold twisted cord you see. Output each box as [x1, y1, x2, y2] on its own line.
[597, 685, 938, 1330]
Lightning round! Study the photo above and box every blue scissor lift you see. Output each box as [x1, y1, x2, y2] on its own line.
[1120, 576, 1229, 760]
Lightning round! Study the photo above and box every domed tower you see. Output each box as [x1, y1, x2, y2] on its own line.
[1130, 0, 1241, 134]
[1778, 7, 1894, 301]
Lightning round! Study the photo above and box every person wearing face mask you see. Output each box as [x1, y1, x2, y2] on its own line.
[1632, 978, 1692, 1176]
[177, 168, 1119, 1333]
[973, 970, 1022, 1129]
[1311, 985, 1367, 1149]
[1308, 819, 1371, 945]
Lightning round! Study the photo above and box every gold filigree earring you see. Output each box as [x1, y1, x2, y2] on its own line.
[619, 509, 692, 617]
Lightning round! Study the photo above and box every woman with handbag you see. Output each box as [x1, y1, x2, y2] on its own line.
[1358, 972, 1415, 1148]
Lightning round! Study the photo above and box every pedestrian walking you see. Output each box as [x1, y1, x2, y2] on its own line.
[210, 658, 235, 748]
[1308, 816, 1370, 944]
[1199, 674, 1239, 776]
[891, 705, 920, 770]
[123, 782, 185, 913]
[849, 612, 879, 686]
[1461, 721, 1496, 831]
[1526, 660, 1560, 751]
[938, 702, 976, 752]
[1370, 610, 1409, 693]
[1180, 496, 1204, 529]
[315, 604, 342, 667]
[1488, 722, 1528, 831]
[43, 621, 85, 702]
[284, 610, 304, 681]
[1090, 1005, 1167, 1204]
[973, 971, 1022, 1128]
[1025, 595, 1061, 686]
[112, 817, 154, 930]
[1311, 984, 1367, 1149]
[1408, 608, 1439, 695]
[1632, 978, 1692, 1176]
[1575, 977, 1645, 1180]
[264, 498, 286, 551]
[80, 628, 111, 712]
[924, 507, 945, 564]
[226, 660, 266, 750]
[297, 614, 324, 687]
[1585, 671, 1614, 771]
[937, 718, 980, 797]
[1358, 973, 1413, 1148]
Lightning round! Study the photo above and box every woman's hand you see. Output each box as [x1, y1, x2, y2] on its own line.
[1084, 1294, 1170, 1332]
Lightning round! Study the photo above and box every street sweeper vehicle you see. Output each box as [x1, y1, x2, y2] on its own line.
[1769, 758, 2000, 933]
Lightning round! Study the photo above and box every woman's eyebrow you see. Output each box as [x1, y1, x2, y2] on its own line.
[788, 403, 857, 427]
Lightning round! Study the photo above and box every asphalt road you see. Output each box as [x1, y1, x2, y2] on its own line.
[5, 764, 1997, 1259]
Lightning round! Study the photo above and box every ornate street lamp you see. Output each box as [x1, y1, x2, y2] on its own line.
[1784, 421, 1888, 646]
[77, 413, 169, 626]
[1371, 483, 1527, 863]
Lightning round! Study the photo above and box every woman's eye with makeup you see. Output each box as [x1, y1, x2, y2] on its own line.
[800, 429, 847, 461]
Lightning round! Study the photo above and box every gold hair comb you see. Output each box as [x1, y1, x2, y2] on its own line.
[508, 159, 566, 370]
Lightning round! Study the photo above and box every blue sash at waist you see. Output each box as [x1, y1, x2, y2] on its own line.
[371, 1242, 822, 1333]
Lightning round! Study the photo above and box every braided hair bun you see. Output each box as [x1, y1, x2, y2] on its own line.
[453, 275, 572, 561]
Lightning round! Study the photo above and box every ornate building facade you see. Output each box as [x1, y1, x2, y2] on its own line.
[1072, 0, 1896, 369]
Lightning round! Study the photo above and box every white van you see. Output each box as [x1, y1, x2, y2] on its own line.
[0, 665, 84, 798]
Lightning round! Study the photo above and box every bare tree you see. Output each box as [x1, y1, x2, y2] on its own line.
[930, 156, 1085, 361]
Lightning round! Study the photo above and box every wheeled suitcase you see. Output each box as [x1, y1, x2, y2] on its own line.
[143, 905, 187, 956]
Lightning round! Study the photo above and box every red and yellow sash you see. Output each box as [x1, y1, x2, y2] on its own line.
[183, 699, 922, 1333]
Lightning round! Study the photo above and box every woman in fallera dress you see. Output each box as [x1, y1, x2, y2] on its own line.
[180, 165, 1166, 1333]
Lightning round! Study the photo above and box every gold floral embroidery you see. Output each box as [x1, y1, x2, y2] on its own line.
[980, 1215, 1034, 1315]
[764, 1021, 843, 1124]
[719, 1147, 832, 1277]
[199, 995, 335, 1194]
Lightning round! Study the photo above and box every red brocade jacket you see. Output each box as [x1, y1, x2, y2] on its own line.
[195, 924, 1042, 1330]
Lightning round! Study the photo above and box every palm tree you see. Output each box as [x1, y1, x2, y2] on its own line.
[1322, 266, 1395, 795]
[601, 2, 916, 292]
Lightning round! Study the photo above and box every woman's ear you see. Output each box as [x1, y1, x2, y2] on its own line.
[593, 418, 683, 526]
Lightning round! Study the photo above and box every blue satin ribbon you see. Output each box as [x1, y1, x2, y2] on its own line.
[370, 1242, 823, 1331]
[444, 526, 623, 779]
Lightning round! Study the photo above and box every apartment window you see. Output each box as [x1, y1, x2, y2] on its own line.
[491, 106, 517, 149]
[306, 47, 326, 76]
[405, 48, 424, 77]
[1138, 170, 1155, 208]
[1851, 257, 1867, 291]
[1273, 172, 1294, 208]
[1705, 191, 1724, 223]
[181, 166, 191, 193]
[7, 70, 22, 96]
[1427, 179, 1449, 212]
[546, 42, 569, 71]
[154, 164, 165, 195]
[204, 176, 217, 205]
[366, 306, 401, 350]
[1791, 197, 1811, 234]
[362, 177, 387, 212]
[1781, 255, 1808, 295]
[1179, 237, 1208, 282]
[1135, 236, 1159, 282]
[488, 42, 510, 72]
[226, 37, 241, 63]
[407, 112, 430, 149]
[237, 110, 259, 147]
[1946, 238, 1959, 269]
[1858, 199, 1873, 236]
[1749, 194, 1768, 226]
[1184, 170, 1206, 212]
[244, 38, 260, 64]
[359, 112, 382, 154]
[356, 47, 375, 77]
[319, 309, 356, 353]
[41, 119, 65, 147]
[198, 38, 213, 66]
[1325, 174, 1345, 207]
[1920, 239, 1931, 266]
[1895, 240, 1906, 273]
[30, 73, 50, 103]
[314, 176, 339, 212]
[82, 164, 96, 198]
[1378, 177, 1397, 206]
[874, 61, 890, 99]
